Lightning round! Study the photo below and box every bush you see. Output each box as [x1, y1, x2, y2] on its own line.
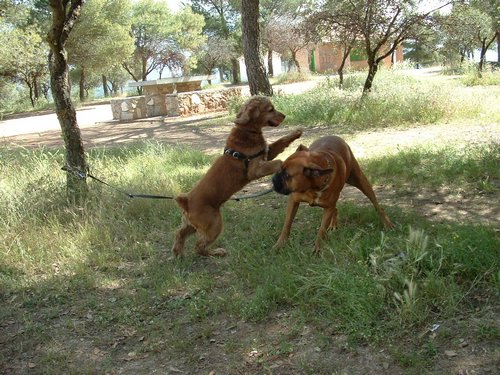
[273, 71, 313, 85]
[462, 65, 500, 86]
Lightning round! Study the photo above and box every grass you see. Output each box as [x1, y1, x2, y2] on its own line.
[1, 71, 499, 373]
[363, 142, 500, 192]
[267, 69, 500, 131]
[1, 139, 498, 372]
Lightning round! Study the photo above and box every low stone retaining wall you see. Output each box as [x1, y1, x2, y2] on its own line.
[110, 96, 146, 121]
[110, 87, 242, 121]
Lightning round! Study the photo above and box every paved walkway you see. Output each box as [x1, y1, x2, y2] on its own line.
[0, 79, 323, 141]
[0, 103, 113, 138]
[0, 68, 440, 141]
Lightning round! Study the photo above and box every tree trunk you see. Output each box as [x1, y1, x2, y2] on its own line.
[292, 51, 301, 73]
[27, 80, 35, 107]
[231, 58, 240, 84]
[497, 33, 500, 63]
[79, 66, 85, 101]
[338, 45, 352, 89]
[363, 56, 378, 94]
[141, 55, 148, 81]
[267, 49, 273, 77]
[102, 75, 109, 97]
[241, 0, 272, 96]
[33, 75, 40, 103]
[47, 0, 88, 199]
[478, 40, 486, 77]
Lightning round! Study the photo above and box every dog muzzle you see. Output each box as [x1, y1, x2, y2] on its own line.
[272, 172, 290, 195]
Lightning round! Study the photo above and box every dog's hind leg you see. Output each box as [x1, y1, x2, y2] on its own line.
[347, 160, 395, 229]
[194, 210, 227, 257]
[172, 217, 196, 257]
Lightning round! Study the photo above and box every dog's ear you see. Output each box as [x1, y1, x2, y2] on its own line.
[296, 144, 309, 152]
[303, 165, 334, 178]
[234, 101, 260, 125]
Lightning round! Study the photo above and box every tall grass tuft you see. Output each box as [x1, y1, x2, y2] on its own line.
[362, 142, 500, 192]
[273, 71, 313, 85]
[460, 62, 500, 86]
[270, 70, 483, 131]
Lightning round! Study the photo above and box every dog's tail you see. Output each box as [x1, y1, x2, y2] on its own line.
[175, 194, 189, 212]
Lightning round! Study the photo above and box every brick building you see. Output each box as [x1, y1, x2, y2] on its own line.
[295, 43, 404, 73]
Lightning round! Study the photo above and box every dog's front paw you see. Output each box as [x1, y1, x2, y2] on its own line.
[292, 128, 303, 139]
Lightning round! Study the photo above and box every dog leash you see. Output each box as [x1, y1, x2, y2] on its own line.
[62, 165, 175, 199]
[61, 165, 274, 201]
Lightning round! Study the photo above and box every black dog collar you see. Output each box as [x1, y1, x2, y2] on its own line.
[224, 147, 268, 168]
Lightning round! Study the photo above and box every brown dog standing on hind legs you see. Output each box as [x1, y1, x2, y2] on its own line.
[272, 135, 395, 253]
[172, 96, 302, 257]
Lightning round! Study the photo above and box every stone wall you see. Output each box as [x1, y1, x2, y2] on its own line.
[110, 96, 146, 121]
[177, 88, 242, 116]
[110, 87, 242, 121]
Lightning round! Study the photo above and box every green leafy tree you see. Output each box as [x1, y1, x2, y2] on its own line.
[440, 4, 480, 65]
[101, 64, 131, 96]
[0, 1, 49, 107]
[402, 21, 442, 67]
[315, 0, 449, 94]
[0, 26, 48, 106]
[440, 2, 497, 73]
[259, 0, 304, 76]
[192, 35, 238, 82]
[470, 0, 499, 71]
[305, 6, 361, 86]
[191, 0, 242, 83]
[263, 14, 315, 73]
[66, 0, 134, 100]
[124, 0, 205, 89]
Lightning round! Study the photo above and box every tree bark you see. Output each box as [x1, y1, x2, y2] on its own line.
[267, 49, 273, 77]
[231, 58, 240, 84]
[241, 0, 272, 96]
[102, 75, 109, 97]
[47, 0, 88, 199]
[291, 51, 301, 73]
[363, 56, 378, 94]
[79, 66, 85, 101]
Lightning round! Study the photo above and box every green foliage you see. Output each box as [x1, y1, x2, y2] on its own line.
[439, 2, 497, 67]
[363, 142, 500, 192]
[270, 71, 475, 130]
[126, 0, 205, 80]
[0, 24, 48, 107]
[461, 64, 500, 86]
[67, 0, 134, 74]
[273, 71, 313, 85]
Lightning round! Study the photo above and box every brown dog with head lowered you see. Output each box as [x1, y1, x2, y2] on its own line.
[172, 96, 302, 257]
[272, 135, 394, 253]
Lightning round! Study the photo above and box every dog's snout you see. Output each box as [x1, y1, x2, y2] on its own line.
[272, 172, 290, 195]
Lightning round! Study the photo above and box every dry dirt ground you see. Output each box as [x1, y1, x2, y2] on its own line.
[1, 94, 499, 374]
